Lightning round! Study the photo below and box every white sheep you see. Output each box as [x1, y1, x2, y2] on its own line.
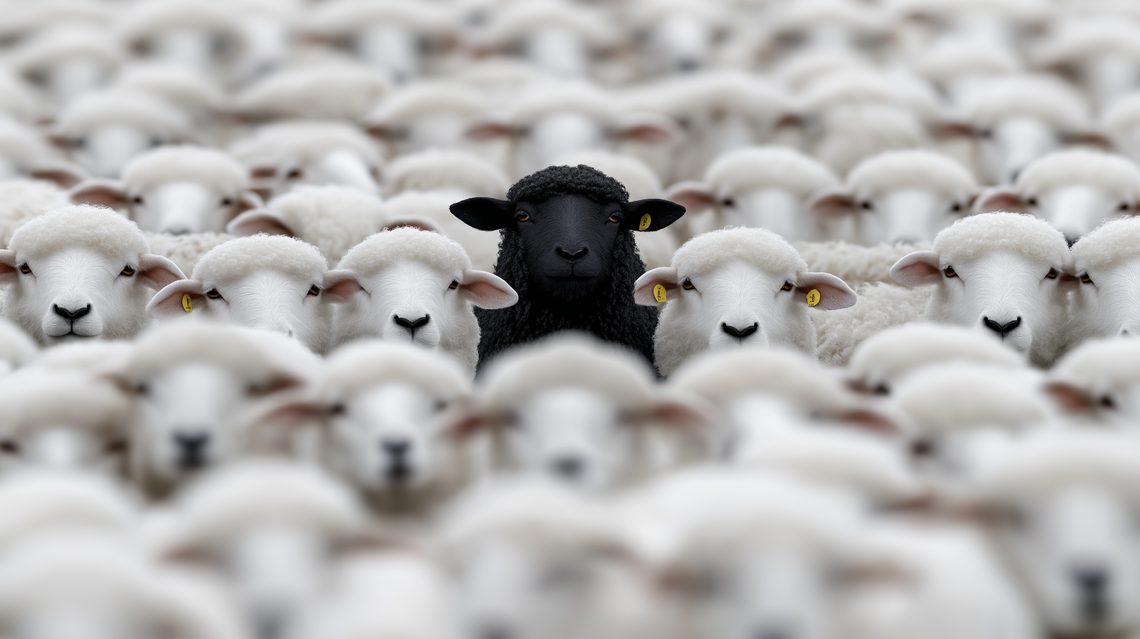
[974, 149, 1140, 246]
[0, 470, 139, 551]
[911, 40, 1022, 108]
[143, 231, 235, 278]
[1045, 336, 1140, 427]
[229, 121, 384, 198]
[324, 227, 518, 374]
[382, 149, 510, 200]
[147, 234, 334, 353]
[69, 146, 263, 236]
[115, 0, 250, 83]
[108, 63, 224, 129]
[793, 241, 933, 289]
[0, 179, 70, 249]
[747, 0, 891, 66]
[230, 61, 391, 122]
[890, 212, 1072, 367]
[0, 118, 88, 188]
[0, 205, 185, 344]
[0, 319, 36, 380]
[635, 227, 857, 376]
[382, 190, 502, 274]
[8, 24, 123, 108]
[1102, 92, 1140, 164]
[808, 150, 979, 246]
[812, 281, 934, 368]
[1032, 17, 1140, 111]
[362, 82, 492, 159]
[666, 146, 839, 243]
[625, 0, 730, 77]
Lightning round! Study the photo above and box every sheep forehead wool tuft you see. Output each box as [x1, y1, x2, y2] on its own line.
[1036, 17, 1140, 63]
[961, 76, 1089, 129]
[264, 185, 385, 263]
[0, 180, 69, 249]
[192, 234, 326, 285]
[336, 227, 471, 278]
[0, 370, 129, 437]
[847, 323, 1025, 382]
[551, 151, 662, 200]
[642, 72, 791, 120]
[121, 146, 249, 195]
[479, 334, 657, 410]
[320, 340, 471, 401]
[55, 91, 190, 137]
[508, 163, 629, 204]
[671, 227, 807, 277]
[503, 83, 626, 127]
[116, 0, 246, 43]
[383, 150, 509, 198]
[913, 42, 1020, 82]
[1050, 337, 1140, 392]
[229, 121, 381, 167]
[309, 0, 454, 33]
[123, 322, 318, 383]
[892, 363, 1048, 434]
[931, 212, 1069, 266]
[1103, 92, 1140, 131]
[846, 150, 977, 196]
[1070, 215, 1140, 273]
[1017, 150, 1140, 199]
[482, 1, 617, 46]
[112, 64, 224, 110]
[704, 147, 837, 197]
[8, 205, 148, 261]
[233, 62, 390, 120]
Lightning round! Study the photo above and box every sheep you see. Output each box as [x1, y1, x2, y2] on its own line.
[226, 185, 387, 267]
[973, 149, 1140, 245]
[147, 235, 335, 353]
[323, 227, 517, 374]
[846, 323, 1027, 396]
[811, 281, 933, 368]
[382, 149, 510, 200]
[0, 70, 47, 125]
[890, 212, 1072, 367]
[108, 63, 224, 129]
[230, 61, 391, 122]
[666, 146, 839, 243]
[0, 205, 185, 344]
[0, 118, 88, 188]
[0, 470, 140, 551]
[1032, 17, 1140, 111]
[229, 121, 384, 198]
[793, 241, 932, 289]
[0, 179, 70, 249]
[362, 82, 492, 158]
[911, 40, 1022, 108]
[0, 319, 36, 379]
[26, 340, 133, 376]
[52, 90, 194, 178]
[1044, 337, 1140, 427]
[115, 0, 250, 83]
[110, 321, 320, 499]
[69, 146, 264, 236]
[889, 0, 1049, 54]
[143, 231, 235, 281]
[8, 24, 123, 109]
[808, 150, 979, 246]
[624, 0, 731, 77]
[383, 190, 502, 274]
[449, 334, 710, 491]
[635, 227, 857, 376]
[1102, 92, 1140, 164]
[450, 165, 684, 369]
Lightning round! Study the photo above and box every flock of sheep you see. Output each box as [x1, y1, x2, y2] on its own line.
[5, 0, 1140, 638]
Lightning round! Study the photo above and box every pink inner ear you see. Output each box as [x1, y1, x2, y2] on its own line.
[890, 252, 942, 287]
[620, 124, 674, 144]
[975, 190, 1025, 213]
[70, 184, 128, 208]
[467, 122, 516, 141]
[930, 122, 976, 140]
[633, 275, 679, 306]
[149, 285, 203, 318]
[462, 279, 513, 306]
[1044, 381, 1095, 413]
[666, 185, 716, 212]
[30, 167, 84, 189]
[809, 192, 856, 216]
[228, 211, 294, 237]
[139, 257, 185, 289]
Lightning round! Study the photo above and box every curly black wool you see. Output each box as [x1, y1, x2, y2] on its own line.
[507, 164, 629, 205]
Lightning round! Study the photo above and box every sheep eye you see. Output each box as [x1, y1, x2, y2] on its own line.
[131, 195, 144, 205]
[516, 212, 530, 222]
[943, 266, 957, 278]
[1120, 202, 1132, 212]
[149, 137, 163, 148]
[1025, 197, 1038, 207]
[105, 439, 129, 455]
[448, 280, 459, 290]
[330, 402, 346, 416]
[285, 168, 303, 180]
[1100, 395, 1115, 409]
[1080, 273, 1094, 284]
[435, 399, 447, 412]
[978, 128, 993, 139]
[950, 202, 962, 212]
[721, 197, 735, 207]
[135, 383, 148, 396]
[780, 281, 794, 291]
[0, 440, 18, 454]
[682, 278, 695, 290]
[206, 288, 223, 300]
[221, 197, 234, 206]
[859, 201, 873, 211]
[911, 438, 936, 458]
[120, 265, 136, 277]
[1045, 268, 1058, 279]
[17, 263, 31, 275]
[307, 284, 320, 296]
[70, 138, 85, 149]
[608, 213, 621, 223]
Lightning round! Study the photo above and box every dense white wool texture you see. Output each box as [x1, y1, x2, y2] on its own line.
[846, 150, 977, 197]
[635, 72, 792, 123]
[144, 232, 234, 277]
[1070, 215, 1140, 274]
[232, 62, 390, 121]
[28, 341, 133, 375]
[914, 41, 1020, 82]
[478, 334, 658, 412]
[671, 226, 807, 276]
[500, 83, 628, 127]
[932, 212, 1069, 265]
[10, 24, 123, 72]
[814, 282, 932, 367]
[258, 185, 386, 265]
[0, 370, 129, 438]
[961, 76, 1089, 130]
[551, 151, 662, 199]
[320, 340, 471, 402]
[1018, 150, 1140, 200]
[0, 472, 137, 549]
[54, 91, 190, 138]
[847, 323, 1025, 387]
[891, 363, 1050, 435]
[192, 234, 326, 286]
[703, 147, 837, 197]
[364, 82, 486, 127]
[0, 180, 69, 249]
[336, 226, 471, 279]
[8, 205, 147, 261]
[121, 146, 248, 194]
[1049, 337, 1140, 394]
[479, 0, 617, 46]
[796, 241, 931, 287]
[383, 150, 509, 198]
[382, 191, 501, 273]
[0, 319, 36, 370]
[229, 121, 382, 167]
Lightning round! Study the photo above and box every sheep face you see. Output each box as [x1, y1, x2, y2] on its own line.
[0, 247, 183, 344]
[255, 151, 380, 200]
[977, 117, 1062, 185]
[891, 249, 1071, 366]
[1068, 259, 1140, 341]
[642, 13, 718, 76]
[673, 186, 815, 242]
[0, 425, 129, 477]
[67, 125, 167, 179]
[355, 25, 423, 83]
[812, 188, 970, 246]
[979, 185, 1137, 246]
[73, 180, 261, 236]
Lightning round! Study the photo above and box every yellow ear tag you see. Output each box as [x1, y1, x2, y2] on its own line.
[638, 214, 652, 231]
[806, 289, 820, 307]
[181, 294, 193, 313]
[653, 284, 667, 303]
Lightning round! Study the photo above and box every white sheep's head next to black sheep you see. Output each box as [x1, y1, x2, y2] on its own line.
[0, 206, 185, 345]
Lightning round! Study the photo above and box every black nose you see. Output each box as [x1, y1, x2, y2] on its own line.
[174, 432, 210, 469]
[393, 315, 430, 330]
[1073, 567, 1111, 621]
[53, 304, 91, 320]
[382, 438, 410, 458]
[983, 316, 1021, 337]
[555, 246, 588, 262]
[551, 456, 583, 479]
[721, 322, 759, 339]
[1065, 235, 1079, 248]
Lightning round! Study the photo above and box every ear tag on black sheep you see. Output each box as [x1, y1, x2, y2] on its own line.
[806, 289, 820, 307]
[653, 284, 667, 303]
[639, 214, 651, 231]
[181, 294, 193, 313]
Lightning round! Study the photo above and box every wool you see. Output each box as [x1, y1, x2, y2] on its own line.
[54, 91, 190, 139]
[320, 340, 471, 402]
[383, 150, 509, 199]
[932, 212, 1069, 266]
[232, 62, 391, 121]
[121, 146, 249, 195]
[672, 226, 806, 277]
[8, 205, 148, 261]
[0, 180, 69, 249]
[1016, 149, 1140, 203]
[364, 83, 487, 129]
[846, 150, 976, 198]
[192, 234, 326, 286]
[336, 226, 471, 279]
[704, 147, 837, 198]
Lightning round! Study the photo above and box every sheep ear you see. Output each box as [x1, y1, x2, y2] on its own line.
[459, 270, 518, 309]
[321, 270, 365, 304]
[29, 159, 87, 188]
[807, 187, 855, 216]
[795, 272, 856, 310]
[973, 186, 1025, 213]
[664, 181, 715, 212]
[138, 254, 186, 290]
[226, 208, 295, 237]
[930, 121, 976, 140]
[0, 250, 17, 285]
[890, 251, 942, 287]
[387, 216, 441, 233]
[69, 178, 129, 207]
[450, 197, 513, 231]
[440, 397, 494, 440]
[615, 114, 680, 144]
[147, 280, 205, 318]
[234, 191, 263, 215]
[633, 267, 679, 306]
[623, 199, 685, 231]
[1044, 381, 1096, 414]
[466, 120, 518, 141]
[1065, 131, 1114, 150]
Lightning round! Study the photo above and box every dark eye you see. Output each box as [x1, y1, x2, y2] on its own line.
[135, 383, 148, 396]
[206, 288, 223, 300]
[911, 438, 936, 458]
[950, 202, 962, 212]
[682, 278, 695, 290]
[285, 168, 303, 180]
[105, 439, 129, 455]
[1025, 197, 1038, 207]
[1080, 273, 1094, 284]
[608, 213, 621, 223]
[1045, 268, 1058, 279]
[435, 399, 447, 412]
[516, 212, 530, 222]
[0, 440, 18, 454]
[517, 126, 532, 138]
[70, 138, 85, 149]
[1120, 202, 1131, 212]
[448, 280, 459, 290]
[120, 265, 136, 277]
[330, 402, 346, 416]
[978, 128, 993, 139]
[943, 266, 957, 278]
[859, 201, 873, 210]
[780, 281, 793, 291]
[721, 197, 735, 207]
[149, 137, 163, 148]
[1100, 395, 1115, 409]
[131, 195, 144, 205]
[307, 284, 320, 296]
[221, 197, 233, 206]
[18, 263, 31, 275]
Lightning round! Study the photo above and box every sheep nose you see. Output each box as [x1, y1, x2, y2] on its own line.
[721, 322, 759, 339]
[551, 456, 584, 480]
[53, 304, 91, 320]
[677, 58, 702, 73]
[1072, 567, 1112, 620]
[173, 432, 210, 469]
[381, 438, 410, 459]
[1065, 234, 1079, 248]
[983, 316, 1021, 337]
[393, 314, 430, 330]
[555, 246, 589, 262]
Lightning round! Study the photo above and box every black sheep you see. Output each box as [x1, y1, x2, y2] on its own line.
[450, 165, 684, 370]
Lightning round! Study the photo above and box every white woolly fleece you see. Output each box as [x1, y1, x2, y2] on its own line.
[846, 150, 977, 198]
[0, 319, 36, 370]
[1016, 150, 1140, 202]
[704, 147, 837, 197]
[0, 180, 69, 249]
[0, 369, 129, 438]
[848, 323, 1025, 388]
[144, 231, 233, 278]
[54, 91, 190, 138]
[110, 64, 223, 114]
[121, 146, 249, 195]
[9, 24, 123, 72]
[961, 75, 1090, 130]
[551, 150, 662, 199]
[1103, 93, 1140, 132]
[813, 282, 932, 368]
[363, 82, 487, 128]
[336, 227, 471, 279]
[932, 212, 1069, 266]
[116, 0, 246, 49]
[382, 191, 502, 273]
[672, 226, 807, 277]
[795, 241, 931, 288]
[320, 340, 471, 403]
[383, 150, 509, 198]
[192, 234, 326, 286]
[232, 62, 390, 121]
[633, 72, 792, 123]
[798, 70, 942, 120]
[229, 121, 381, 167]
[1049, 337, 1140, 395]
[891, 363, 1050, 435]
[499, 83, 629, 128]
[259, 185, 387, 266]
[28, 340, 133, 375]
[8, 205, 148, 262]
[0, 119, 54, 168]
[0, 471, 137, 550]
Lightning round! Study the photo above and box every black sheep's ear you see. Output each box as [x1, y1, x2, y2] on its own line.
[450, 197, 514, 231]
[622, 199, 685, 232]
